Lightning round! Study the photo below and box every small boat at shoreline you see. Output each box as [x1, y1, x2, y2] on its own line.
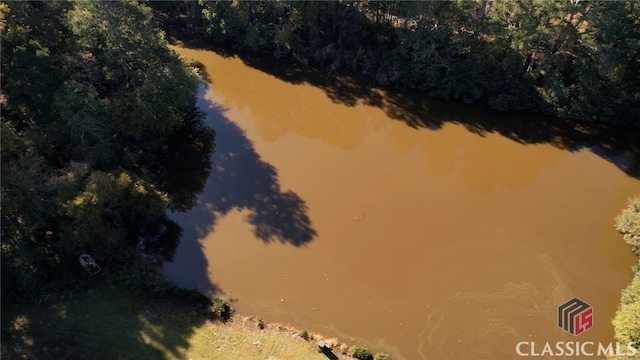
[79, 254, 101, 276]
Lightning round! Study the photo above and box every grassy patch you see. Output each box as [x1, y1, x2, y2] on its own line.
[186, 317, 327, 360]
[1, 285, 331, 360]
[1, 286, 202, 359]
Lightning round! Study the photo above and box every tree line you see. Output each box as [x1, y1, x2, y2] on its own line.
[614, 196, 640, 354]
[155, 0, 639, 127]
[1, 1, 214, 301]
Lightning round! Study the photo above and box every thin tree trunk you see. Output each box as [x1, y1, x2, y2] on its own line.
[419, 0, 431, 29]
[476, 0, 489, 27]
[527, 34, 543, 73]
[474, 0, 490, 43]
[555, 1, 597, 54]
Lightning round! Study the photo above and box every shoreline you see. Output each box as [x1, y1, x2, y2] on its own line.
[210, 306, 391, 360]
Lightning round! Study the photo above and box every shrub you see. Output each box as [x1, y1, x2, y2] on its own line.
[612, 271, 640, 349]
[611, 197, 640, 359]
[374, 353, 390, 360]
[211, 297, 233, 322]
[113, 255, 172, 294]
[615, 196, 640, 256]
[298, 329, 309, 341]
[350, 345, 373, 360]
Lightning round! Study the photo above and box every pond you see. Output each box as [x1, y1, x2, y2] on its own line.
[165, 46, 639, 360]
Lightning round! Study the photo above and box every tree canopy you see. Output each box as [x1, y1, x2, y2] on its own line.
[614, 196, 640, 352]
[160, 0, 639, 126]
[1, 0, 214, 301]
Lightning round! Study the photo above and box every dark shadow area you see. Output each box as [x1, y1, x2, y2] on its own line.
[165, 27, 640, 180]
[188, 60, 212, 84]
[235, 55, 640, 179]
[165, 84, 316, 294]
[146, 106, 216, 213]
[320, 346, 339, 360]
[164, 211, 219, 298]
[378, 87, 640, 179]
[189, 84, 317, 246]
[0, 284, 214, 360]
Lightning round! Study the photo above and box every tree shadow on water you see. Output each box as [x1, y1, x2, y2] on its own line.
[195, 88, 317, 246]
[238, 56, 640, 179]
[376, 89, 640, 178]
[166, 84, 315, 302]
[160, 11, 640, 179]
[177, 38, 640, 180]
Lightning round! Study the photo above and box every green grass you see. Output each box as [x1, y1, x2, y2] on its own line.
[1, 285, 330, 360]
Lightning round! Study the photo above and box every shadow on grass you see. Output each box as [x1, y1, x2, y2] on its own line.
[0, 285, 214, 360]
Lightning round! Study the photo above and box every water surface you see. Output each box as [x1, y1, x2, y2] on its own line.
[166, 46, 639, 360]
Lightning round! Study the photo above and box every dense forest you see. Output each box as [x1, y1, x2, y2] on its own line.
[1, 1, 214, 301]
[155, 0, 640, 127]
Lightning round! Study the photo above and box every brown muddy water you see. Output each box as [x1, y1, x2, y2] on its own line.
[165, 46, 639, 360]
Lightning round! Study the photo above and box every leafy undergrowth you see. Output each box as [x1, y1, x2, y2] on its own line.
[611, 196, 640, 360]
[0, 285, 331, 360]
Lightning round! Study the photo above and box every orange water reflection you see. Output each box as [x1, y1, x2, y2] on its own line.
[167, 47, 639, 360]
